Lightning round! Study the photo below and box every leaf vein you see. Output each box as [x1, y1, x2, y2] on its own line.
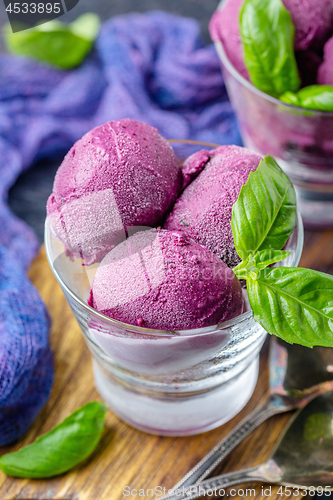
[257, 279, 333, 321]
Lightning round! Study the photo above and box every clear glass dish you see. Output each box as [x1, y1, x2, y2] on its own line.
[214, 0, 333, 228]
[45, 140, 304, 436]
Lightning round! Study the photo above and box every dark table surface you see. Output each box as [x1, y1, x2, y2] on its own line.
[1, 0, 219, 242]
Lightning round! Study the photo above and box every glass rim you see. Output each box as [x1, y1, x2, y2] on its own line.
[214, 0, 333, 118]
[44, 140, 304, 338]
[168, 139, 220, 148]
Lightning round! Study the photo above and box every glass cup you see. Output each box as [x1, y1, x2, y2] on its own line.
[45, 141, 304, 436]
[214, 1, 333, 228]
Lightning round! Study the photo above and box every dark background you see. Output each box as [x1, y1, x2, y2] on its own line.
[0, 0, 219, 242]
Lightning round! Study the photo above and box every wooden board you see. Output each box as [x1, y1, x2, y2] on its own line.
[0, 228, 333, 500]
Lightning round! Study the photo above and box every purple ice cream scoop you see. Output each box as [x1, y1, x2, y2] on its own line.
[318, 35, 333, 85]
[88, 229, 244, 331]
[282, 0, 333, 51]
[47, 119, 182, 264]
[164, 145, 262, 268]
[209, 0, 249, 81]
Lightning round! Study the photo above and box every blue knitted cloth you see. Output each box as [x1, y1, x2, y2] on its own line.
[0, 11, 240, 445]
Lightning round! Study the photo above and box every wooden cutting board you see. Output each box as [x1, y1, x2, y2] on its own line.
[0, 229, 333, 500]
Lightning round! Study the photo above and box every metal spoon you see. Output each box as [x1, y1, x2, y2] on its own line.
[163, 338, 333, 498]
[164, 390, 333, 500]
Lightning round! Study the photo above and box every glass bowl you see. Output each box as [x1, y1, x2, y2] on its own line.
[45, 140, 304, 436]
[214, 0, 333, 228]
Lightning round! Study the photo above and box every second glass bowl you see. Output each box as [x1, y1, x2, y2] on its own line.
[214, 0, 333, 228]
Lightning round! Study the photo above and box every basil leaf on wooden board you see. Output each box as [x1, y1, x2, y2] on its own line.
[0, 401, 107, 478]
[280, 85, 333, 112]
[231, 155, 297, 262]
[247, 267, 333, 348]
[234, 249, 291, 279]
[240, 0, 301, 97]
[4, 13, 100, 69]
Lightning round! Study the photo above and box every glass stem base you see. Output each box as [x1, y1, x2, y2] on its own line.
[92, 357, 259, 436]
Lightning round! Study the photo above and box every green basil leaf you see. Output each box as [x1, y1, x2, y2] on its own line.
[4, 13, 100, 69]
[247, 267, 333, 348]
[279, 91, 301, 107]
[70, 13, 101, 41]
[0, 401, 107, 478]
[234, 249, 291, 279]
[280, 85, 333, 112]
[240, 0, 300, 97]
[249, 249, 291, 269]
[231, 155, 297, 262]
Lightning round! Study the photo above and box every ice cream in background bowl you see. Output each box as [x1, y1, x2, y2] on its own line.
[318, 35, 333, 86]
[45, 120, 304, 435]
[210, 0, 333, 228]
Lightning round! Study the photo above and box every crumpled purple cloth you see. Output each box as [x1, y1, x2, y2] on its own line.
[0, 11, 241, 444]
[0, 246, 53, 446]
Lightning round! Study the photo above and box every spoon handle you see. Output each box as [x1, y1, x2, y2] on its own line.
[162, 465, 264, 500]
[166, 397, 283, 494]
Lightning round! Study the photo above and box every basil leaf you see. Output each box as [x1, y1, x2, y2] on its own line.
[247, 267, 333, 348]
[249, 249, 291, 269]
[240, 0, 300, 97]
[279, 91, 301, 107]
[280, 85, 333, 112]
[234, 249, 291, 279]
[70, 13, 101, 41]
[231, 155, 297, 262]
[0, 401, 107, 478]
[4, 13, 100, 69]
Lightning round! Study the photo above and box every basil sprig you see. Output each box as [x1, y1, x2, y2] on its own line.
[232, 156, 333, 348]
[231, 155, 296, 262]
[239, 0, 300, 97]
[247, 268, 333, 348]
[4, 13, 100, 69]
[234, 249, 291, 279]
[280, 85, 333, 112]
[0, 401, 107, 478]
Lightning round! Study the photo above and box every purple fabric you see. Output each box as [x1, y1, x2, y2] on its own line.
[0, 246, 53, 445]
[0, 11, 240, 444]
